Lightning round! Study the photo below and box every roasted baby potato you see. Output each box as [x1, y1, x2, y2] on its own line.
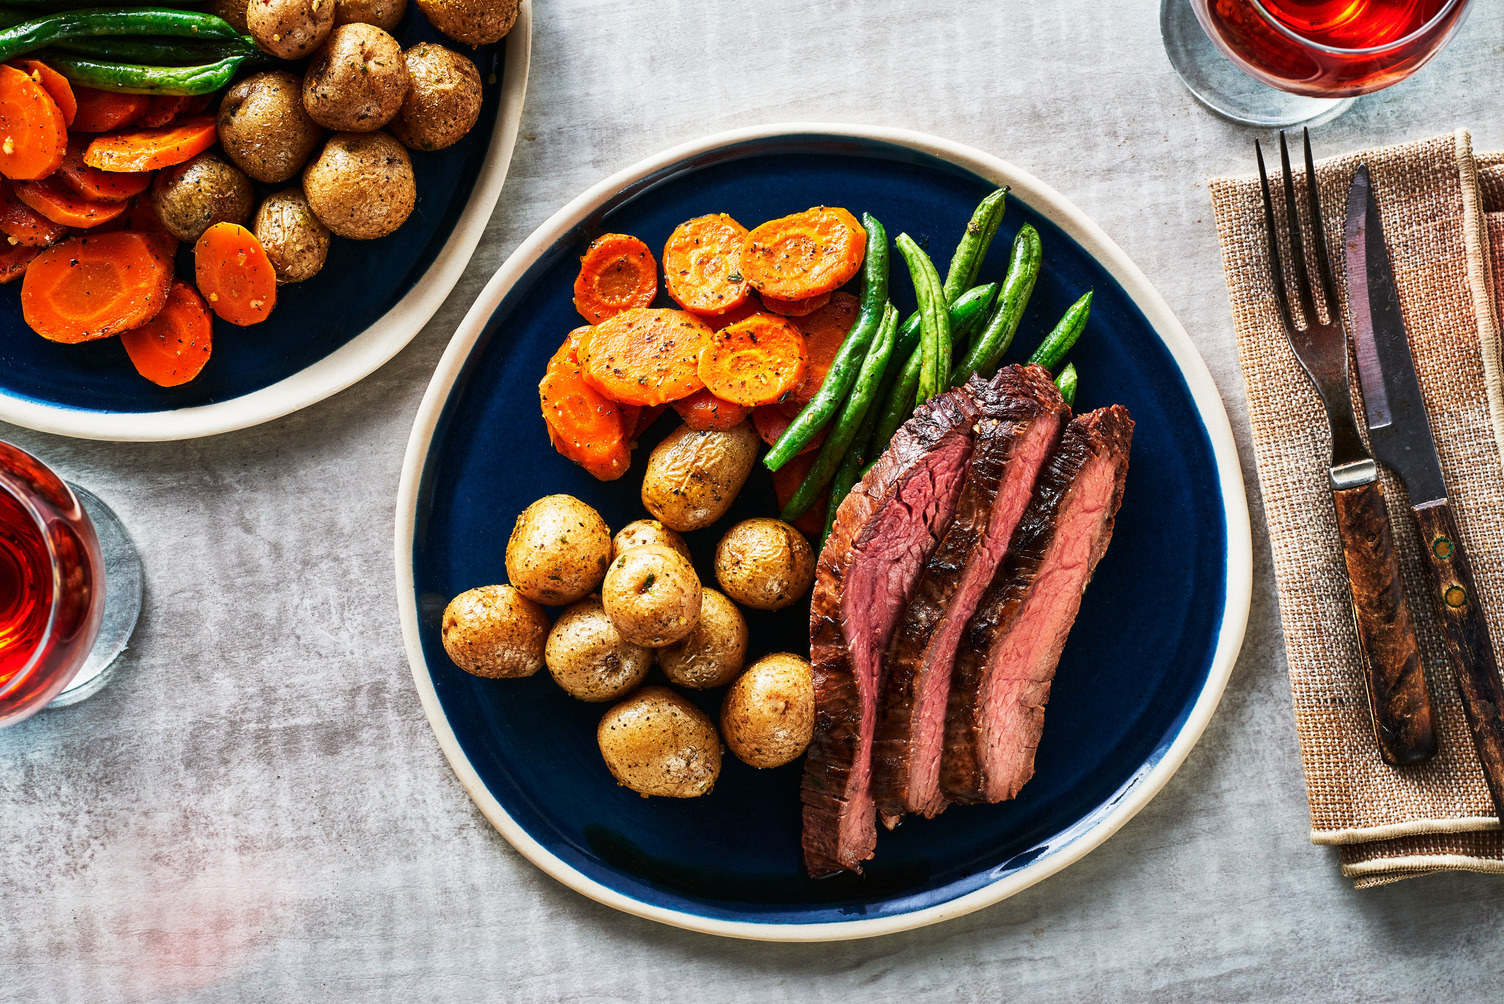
[150, 152, 254, 242]
[253, 188, 330, 284]
[597, 685, 721, 797]
[611, 519, 690, 563]
[302, 131, 415, 239]
[415, 0, 518, 46]
[640, 420, 759, 532]
[600, 544, 701, 647]
[714, 517, 815, 610]
[303, 23, 409, 132]
[721, 653, 815, 768]
[247, 0, 334, 59]
[389, 42, 482, 152]
[505, 494, 612, 606]
[218, 71, 323, 184]
[333, 0, 405, 29]
[545, 595, 650, 702]
[441, 584, 549, 679]
[657, 588, 747, 690]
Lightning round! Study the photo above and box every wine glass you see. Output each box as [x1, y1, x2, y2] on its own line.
[1162, 0, 1475, 127]
[0, 441, 142, 728]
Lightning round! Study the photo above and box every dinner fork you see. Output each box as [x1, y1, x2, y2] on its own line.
[1255, 129, 1437, 766]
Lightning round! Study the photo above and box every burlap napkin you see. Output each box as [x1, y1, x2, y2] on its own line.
[1209, 130, 1504, 888]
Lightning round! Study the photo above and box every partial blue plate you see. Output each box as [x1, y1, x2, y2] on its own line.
[0, 1, 531, 441]
[396, 125, 1252, 941]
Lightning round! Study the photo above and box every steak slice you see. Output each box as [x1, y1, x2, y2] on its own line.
[872, 365, 1068, 822]
[940, 405, 1133, 805]
[800, 387, 979, 876]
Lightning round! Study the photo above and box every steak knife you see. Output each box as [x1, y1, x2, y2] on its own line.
[1346, 164, 1504, 819]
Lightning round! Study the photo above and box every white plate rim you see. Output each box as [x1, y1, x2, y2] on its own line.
[394, 122, 1254, 943]
[0, 0, 532, 443]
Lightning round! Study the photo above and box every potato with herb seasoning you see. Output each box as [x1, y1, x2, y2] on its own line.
[600, 544, 700, 647]
[218, 71, 323, 185]
[657, 588, 747, 690]
[415, 0, 518, 46]
[247, 0, 335, 60]
[302, 131, 415, 239]
[721, 653, 815, 768]
[302, 22, 409, 132]
[714, 517, 815, 610]
[150, 152, 254, 243]
[333, 0, 405, 29]
[611, 519, 690, 563]
[504, 494, 612, 606]
[253, 188, 330, 284]
[545, 595, 650, 702]
[597, 686, 721, 797]
[389, 42, 483, 152]
[640, 420, 759, 532]
[441, 584, 548, 679]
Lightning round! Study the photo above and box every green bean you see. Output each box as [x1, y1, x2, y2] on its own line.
[42, 50, 246, 94]
[52, 34, 251, 65]
[1056, 362, 1078, 407]
[942, 187, 1008, 303]
[765, 213, 889, 472]
[951, 281, 999, 356]
[868, 346, 922, 461]
[824, 406, 876, 544]
[1029, 290, 1092, 372]
[782, 304, 898, 522]
[0, 8, 241, 62]
[951, 224, 1042, 386]
[894, 234, 948, 406]
[893, 281, 995, 362]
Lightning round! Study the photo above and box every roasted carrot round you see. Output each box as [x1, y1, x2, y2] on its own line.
[580, 306, 710, 406]
[70, 87, 146, 132]
[194, 222, 276, 326]
[573, 233, 657, 323]
[540, 329, 634, 481]
[759, 290, 831, 317]
[672, 387, 751, 431]
[740, 206, 866, 301]
[13, 60, 76, 128]
[0, 243, 41, 284]
[12, 176, 127, 229]
[704, 296, 761, 331]
[135, 96, 191, 128]
[21, 231, 173, 343]
[752, 403, 823, 456]
[58, 137, 151, 203]
[83, 115, 217, 173]
[0, 65, 67, 181]
[0, 183, 67, 247]
[662, 213, 751, 316]
[789, 290, 861, 407]
[120, 280, 213, 387]
[698, 312, 808, 407]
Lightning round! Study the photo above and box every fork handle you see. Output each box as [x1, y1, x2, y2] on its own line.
[1330, 480, 1437, 766]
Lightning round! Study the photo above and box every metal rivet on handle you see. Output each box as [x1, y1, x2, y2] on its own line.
[1445, 585, 1468, 608]
[1434, 537, 1454, 559]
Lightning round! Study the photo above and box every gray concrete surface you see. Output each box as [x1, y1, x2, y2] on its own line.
[4, 1, 1503, 999]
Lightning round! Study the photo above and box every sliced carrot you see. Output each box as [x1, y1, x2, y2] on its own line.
[789, 291, 861, 407]
[579, 306, 710, 406]
[752, 403, 823, 456]
[12, 60, 76, 128]
[0, 243, 40, 283]
[740, 206, 866, 301]
[770, 451, 826, 538]
[0, 183, 67, 247]
[58, 137, 151, 203]
[135, 96, 191, 129]
[697, 312, 808, 407]
[21, 231, 173, 343]
[573, 233, 657, 323]
[83, 115, 217, 173]
[703, 296, 761, 332]
[540, 330, 634, 481]
[663, 213, 751, 316]
[119, 280, 212, 387]
[70, 87, 146, 132]
[12, 176, 127, 229]
[194, 222, 276, 326]
[96, 196, 179, 259]
[672, 387, 751, 431]
[632, 404, 666, 438]
[760, 290, 831, 317]
[0, 64, 66, 181]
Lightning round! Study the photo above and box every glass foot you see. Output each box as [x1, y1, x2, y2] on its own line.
[1161, 0, 1355, 128]
[47, 485, 142, 709]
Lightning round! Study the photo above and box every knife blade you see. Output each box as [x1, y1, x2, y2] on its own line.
[1345, 164, 1504, 820]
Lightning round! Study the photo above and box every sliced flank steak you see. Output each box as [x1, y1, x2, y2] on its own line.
[871, 365, 1069, 823]
[940, 405, 1133, 806]
[800, 387, 979, 877]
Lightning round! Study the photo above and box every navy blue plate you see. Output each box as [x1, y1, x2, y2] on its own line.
[0, 4, 530, 440]
[398, 128, 1251, 940]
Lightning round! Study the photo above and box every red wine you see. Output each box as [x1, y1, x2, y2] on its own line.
[0, 489, 52, 694]
[1199, 0, 1469, 96]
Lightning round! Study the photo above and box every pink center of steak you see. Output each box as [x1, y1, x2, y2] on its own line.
[837, 440, 972, 851]
[977, 456, 1118, 801]
[906, 417, 1062, 815]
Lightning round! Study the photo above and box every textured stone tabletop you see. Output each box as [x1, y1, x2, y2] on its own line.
[5, 1, 1504, 999]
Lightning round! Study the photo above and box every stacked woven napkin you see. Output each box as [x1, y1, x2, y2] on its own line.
[1210, 130, 1504, 888]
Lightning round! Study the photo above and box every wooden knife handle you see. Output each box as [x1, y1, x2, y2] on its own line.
[1330, 481, 1437, 766]
[1412, 501, 1504, 819]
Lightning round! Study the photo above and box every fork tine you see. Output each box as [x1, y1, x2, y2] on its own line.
[1278, 130, 1319, 326]
[1301, 127, 1340, 323]
[1256, 140, 1296, 334]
